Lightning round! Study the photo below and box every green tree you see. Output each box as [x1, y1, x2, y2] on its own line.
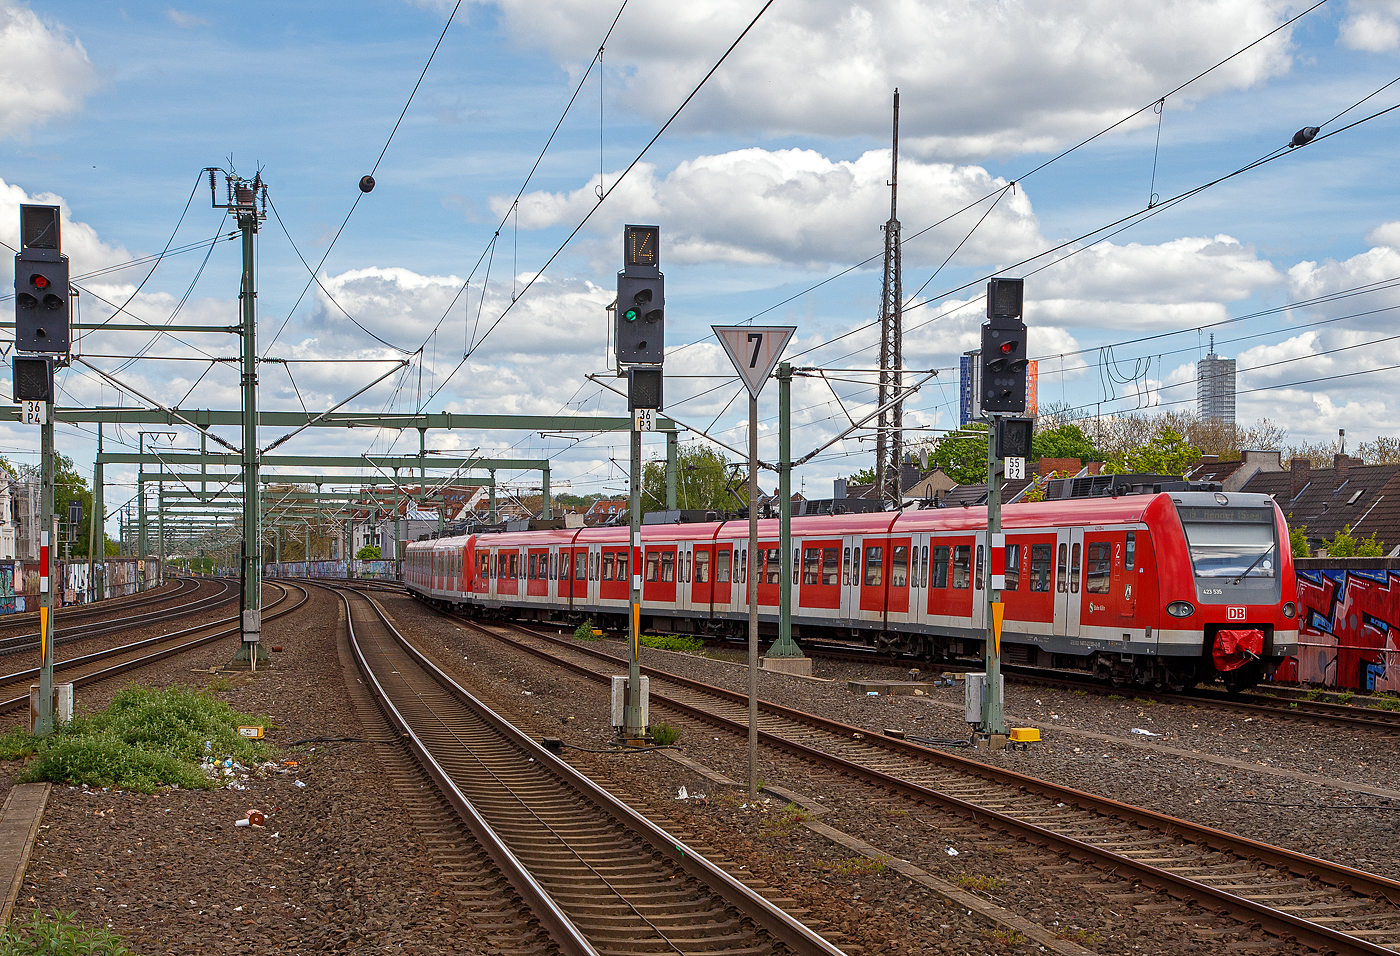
[1031, 423, 1098, 464]
[355, 544, 381, 560]
[642, 444, 741, 513]
[932, 424, 990, 485]
[1288, 522, 1310, 558]
[1104, 427, 1200, 477]
[845, 467, 876, 486]
[48, 454, 98, 558]
[1322, 525, 1384, 557]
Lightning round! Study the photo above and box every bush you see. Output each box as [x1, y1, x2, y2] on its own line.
[9, 685, 270, 793]
[355, 544, 381, 560]
[0, 909, 134, 955]
[573, 621, 602, 641]
[640, 634, 704, 653]
[649, 723, 680, 746]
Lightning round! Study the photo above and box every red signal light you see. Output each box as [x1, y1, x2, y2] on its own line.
[1000, 341, 1014, 354]
[30, 273, 49, 290]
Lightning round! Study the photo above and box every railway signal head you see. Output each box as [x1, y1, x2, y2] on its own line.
[616, 273, 665, 365]
[980, 322, 1029, 413]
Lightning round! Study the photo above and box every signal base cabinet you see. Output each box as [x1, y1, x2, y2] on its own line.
[964, 672, 1004, 723]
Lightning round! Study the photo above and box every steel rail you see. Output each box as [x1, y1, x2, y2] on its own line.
[0, 577, 199, 630]
[330, 583, 848, 956]
[447, 614, 1400, 956]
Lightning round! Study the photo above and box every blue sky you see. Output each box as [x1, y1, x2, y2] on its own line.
[2, 0, 1399, 538]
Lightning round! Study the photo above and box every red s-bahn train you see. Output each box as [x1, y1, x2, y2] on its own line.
[405, 490, 1298, 691]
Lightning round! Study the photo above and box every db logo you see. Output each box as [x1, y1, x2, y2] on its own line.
[1227, 606, 1246, 621]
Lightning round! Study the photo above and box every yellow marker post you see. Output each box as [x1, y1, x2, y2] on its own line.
[992, 601, 1005, 657]
[632, 602, 641, 658]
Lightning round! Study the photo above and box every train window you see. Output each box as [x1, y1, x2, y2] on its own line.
[803, 548, 821, 585]
[550, 554, 556, 580]
[952, 545, 970, 589]
[1029, 544, 1051, 592]
[930, 546, 949, 588]
[1056, 544, 1067, 593]
[615, 551, 627, 581]
[892, 545, 909, 588]
[740, 549, 748, 585]
[852, 548, 860, 584]
[1004, 543, 1020, 592]
[864, 546, 883, 587]
[1125, 531, 1136, 571]
[601, 553, 614, 581]
[685, 552, 692, 583]
[793, 549, 800, 586]
[843, 547, 851, 585]
[920, 546, 929, 588]
[528, 555, 538, 580]
[766, 548, 780, 585]
[1086, 542, 1112, 594]
[1070, 543, 1081, 594]
[590, 552, 599, 580]
[573, 552, 585, 581]
[510, 553, 519, 579]
[646, 551, 659, 582]
[661, 552, 675, 583]
[823, 548, 839, 586]
[975, 545, 984, 590]
[695, 550, 710, 583]
[716, 549, 730, 583]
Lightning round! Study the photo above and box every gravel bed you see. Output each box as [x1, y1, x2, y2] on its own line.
[8, 583, 489, 955]
[378, 595, 1310, 956]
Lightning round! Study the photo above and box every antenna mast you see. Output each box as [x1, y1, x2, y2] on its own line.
[876, 90, 904, 506]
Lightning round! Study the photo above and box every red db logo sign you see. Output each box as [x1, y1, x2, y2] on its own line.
[1227, 606, 1246, 621]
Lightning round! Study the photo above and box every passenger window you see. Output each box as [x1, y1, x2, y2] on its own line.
[843, 547, 851, 585]
[528, 555, 537, 580]
[741, 549, 748, 585]
[766, 548, 780, 585]
[1125, 531, 1136, 571]
[646, 551, 660, 582]
[864, 546, 883, 587]
[852, 547, 861, 584]
[590, 552, 598, 580]
[803, 548, 821, 585]
[616, 551, 628, 581]
[717, 549, 730, 583]
[920, 546, 929, 588]
[695, 550, 710, 583]
[930, 546, 949, 588]
[975, 544, 984, 590]
[1070, 543, 1082, 594]
[1086, 542, 1111, 594]
[793, 549, 800, 586]
[952, 545, 970, 589]
[1004, 542, 1021, 592]
[1056, 543, 1067, 593]
[574, 552, 586, 581]
[685, 552, 691, 583]
[661, 552, 675, 583]
[601, 553, 614, 581]
[892, 545, 908, 588]
[1030, 544, 1052, 592]
[823, 547, 839, 586]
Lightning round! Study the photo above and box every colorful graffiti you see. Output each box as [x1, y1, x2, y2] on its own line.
[1274, 567, 1400, 691]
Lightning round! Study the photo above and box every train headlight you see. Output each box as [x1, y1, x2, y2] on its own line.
[1283, 601, 1297, 619]
[1166, 601, 1195, 618]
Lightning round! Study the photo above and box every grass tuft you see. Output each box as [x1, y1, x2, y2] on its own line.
[955, 873, 1006, 892]
[7, 685, 271, 793]
[573, 621, 602, 641]
[640, 634, 705, 653]
[649, 723, 680, 746]
[0, 909, 135, 955]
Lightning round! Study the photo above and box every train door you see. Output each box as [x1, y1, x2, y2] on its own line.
[692, 545, 713, 611]
[969, 533, 987, 632]
[1120, 531, 1137, 621]
[1053, 528, 1084, 637]
[675, 545, 692, 614]
[488, 549, 499, 600]
[799, 538, 842, 612]
[840, 538, 856, 621]
[756, 542, 781, 606]
[858, 537, 888, 621]
[887, 536, 912, 618]
[712, 544, 732, 609]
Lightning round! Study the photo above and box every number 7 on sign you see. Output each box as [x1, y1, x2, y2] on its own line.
[714, 325, 796, 398]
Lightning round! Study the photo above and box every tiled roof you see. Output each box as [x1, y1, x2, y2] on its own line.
[1243, 461, 1400, 553]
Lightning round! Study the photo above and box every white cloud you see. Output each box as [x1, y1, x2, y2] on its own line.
[1366, 220, 1400, 249]
[1338, 0, 1400, 50]
[502, 147, 1043, 269]
[0, 178, 132, 281]
[489, 0, 1299, 156]
[166, 9, 210, 29]
[0, 2, 96, 139]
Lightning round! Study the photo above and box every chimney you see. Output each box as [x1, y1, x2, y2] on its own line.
[1291, 457, 1310, 498]
[1334, 453, 1350, 482]
[1087, 462, 1104, 476]
[834, 478, 847, 499]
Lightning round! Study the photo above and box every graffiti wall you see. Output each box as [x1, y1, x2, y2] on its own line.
[1274, 558, 1400, 691]
[264, 560, 399, 581]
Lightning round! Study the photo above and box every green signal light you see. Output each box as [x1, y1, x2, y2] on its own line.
[624, 308, 639, 322]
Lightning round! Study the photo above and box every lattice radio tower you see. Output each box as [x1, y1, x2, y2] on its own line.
[875, 90, 904, 506]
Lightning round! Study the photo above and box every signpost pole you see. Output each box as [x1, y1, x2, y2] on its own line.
[36, 404, 55, 735]
[747, 393, 759, 795]
[625, 423, 644, 739]
[981, 415, 1007, 737]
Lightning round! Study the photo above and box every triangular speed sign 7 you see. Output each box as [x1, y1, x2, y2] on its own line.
[712, 325, 796, 398]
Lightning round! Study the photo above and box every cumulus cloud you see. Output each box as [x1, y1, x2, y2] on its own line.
[0, 178, 133, 283]
[1367, 220, 1400, 249]
[501, 147, 1043, 269]
[1338, 0, 1400, 50]
[491, 0, 1299, 157]
[0, 3, 96, 138]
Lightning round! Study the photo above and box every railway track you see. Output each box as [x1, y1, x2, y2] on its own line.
[438, 609, 1400, 956]
[0, 576, 199, 635]
[328, 583, 846, 956]
[0, 577, 238, 659]
[0, 581, 307, 718]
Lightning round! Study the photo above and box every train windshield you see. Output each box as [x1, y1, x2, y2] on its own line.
[1177, 506, 1278, 579]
